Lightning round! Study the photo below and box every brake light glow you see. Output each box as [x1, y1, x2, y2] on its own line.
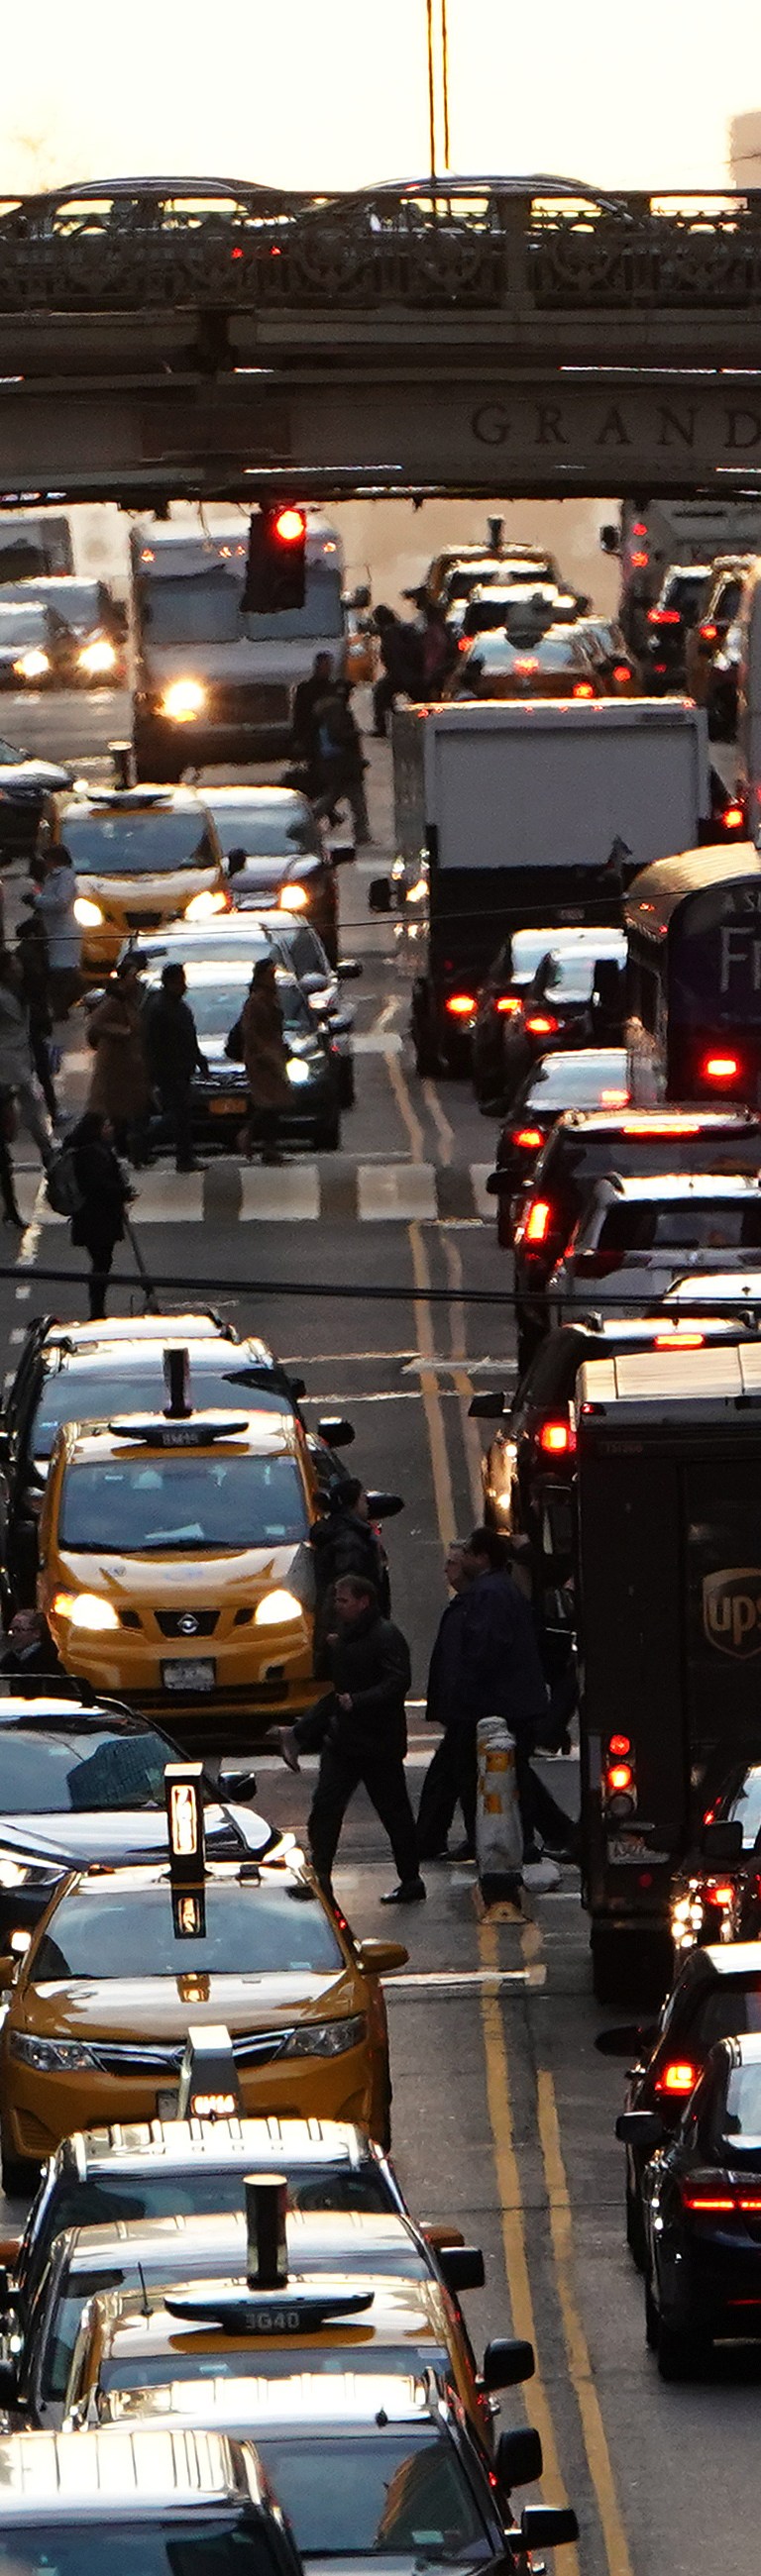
[703, 1053, 740, 1082]
[512, 1127, 543, 1149]
[631, 549, 648, 567]
[652, 662, 667, 672]
[654, 1331, 705, 1349]
[723, 802, 744, 831]
[649, 606, 681, 624]
[655, 2061, 699, 2096]
[496, 994, 521, 1015]
[525, 1013, 559, 1036]
[700, 622, 717, 642]
[445, 993, 477, 1017]
[682, 2186, 761, 2213]
[600, 1087, 629, 1105]
[538, 1419, 575, 1455]
[525, 1198, 551, 1243]
[633, 521, 647, 537]
[514, 656, 539, 674]
[612, 664, 631, 683]
[573, 682, 596, 698]
[622, 1119, 700, 1135]
[707, 1884, 735, 1906]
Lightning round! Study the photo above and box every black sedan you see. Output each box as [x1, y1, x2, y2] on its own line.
[0, 733, 72, 859]
[140, 954, 343, 1152]
[634, 2035, 761, 2377]
[0, 1686, 274, 1946]
[201, 786, 352, 964]
[134, 914, 359, 1109]
[611, 1941, 761, 2269]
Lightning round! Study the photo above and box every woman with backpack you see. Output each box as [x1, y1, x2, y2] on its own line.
[66, 1110, 132, 1319]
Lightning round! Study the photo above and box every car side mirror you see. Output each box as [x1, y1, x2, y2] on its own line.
[327, 842, 355, 866]
[316, 1417, 355, 1448]
[483, 2335, 535, 2391]
[468, 1391, 505, 1419]
[486, 1171, 513, 1194]
[337, 958, 363, 980]
[437, 2244, 486, 2293]
[356, 1938, 408, 1977]
[595, 2022, 656, 2057]
[227, 849, 247, 876]
[287, 1377, 306, 1402]
[701, 1819, 743, 1864]
[364, 1491, 404, 1519]
[369, 876, 392, 914]
[518, 2507, 579, 2551]
[615, 2110, 668, 2148]
[495, 2426, 543, 2494]
[216, 1763, 259, 1803]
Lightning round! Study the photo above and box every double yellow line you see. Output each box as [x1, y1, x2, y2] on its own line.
[392, 1046, 632, 2576]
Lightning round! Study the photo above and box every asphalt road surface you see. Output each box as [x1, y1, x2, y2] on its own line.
[0, 683, 756, 2576]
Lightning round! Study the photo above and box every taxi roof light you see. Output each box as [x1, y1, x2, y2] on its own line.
[177, 2022, 243, 2122]
[165, 1762, 205, 1896]
[246, 2171, 289, 2289]
[163, 1346, 192, 1420]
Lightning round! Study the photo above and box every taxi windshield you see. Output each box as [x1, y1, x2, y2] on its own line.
[256, 2430, 490, 2558]
[63, 811, 216, 875]
[0, 2526, 281, 2576]
[0, 1723, 171, 1811]
[33, 1878, 344, 1981]
[58, 1451, 308, 1550]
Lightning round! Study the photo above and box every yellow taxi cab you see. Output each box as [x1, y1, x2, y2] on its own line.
[63, 2264, 518, 2447]
[38, 1401, 321, 1728]
[0, 2421, 303, 2576]
[0, 1856, 407, 2188]
[54, 784, 230, 974]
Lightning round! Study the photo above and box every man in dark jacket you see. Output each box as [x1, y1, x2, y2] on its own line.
[0, 1609, 63, 1679]
[460, 1527, 579, 1861]
[416, 1542, 476, 1860]
[372, 607, 424, 736]
[291, 652, 334, 773]
[143, 963, 207, 1174]
[280, 1574, 424, 1905]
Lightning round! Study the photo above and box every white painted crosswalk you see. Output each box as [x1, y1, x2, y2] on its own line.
[15, 1161, 494, 1226]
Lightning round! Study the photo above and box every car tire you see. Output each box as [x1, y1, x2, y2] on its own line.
[412, 1030, 440, 1078]
[338, 1063, 356, 1109]
[1, 2141, 38, 2199]
[626, 2178, 647, 2273]
[644, 2272, 659, 2349]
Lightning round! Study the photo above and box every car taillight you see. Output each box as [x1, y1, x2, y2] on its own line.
[655, 2061, 699, 2096]
[631, 547, 648, 567]
[511, 1127, 543, 1150]
[445, 993, 477, 1017]
[722, 802, 744, 832]
[649, 606, 681, 625]
[700, 622, 717, 642]
[652, 661, 667, 672]
[680, 2180, 761, 2214]
[524, 1013, 559, 1036]
[599, 1087, 629, 1105]
[702, 1052, 741, 1083]
[653, 1330, 706, 1349]
[514, 656, 539, 675]
[573, 681, 596, 698]
[602, 1729, 637, 1818]
[495, 994, 521, 1015]
[611, 664, 631, 683]
[457, 636, 470, 651]
[524, 1198, 551, 1243]
[537, 1418, 576, 1455]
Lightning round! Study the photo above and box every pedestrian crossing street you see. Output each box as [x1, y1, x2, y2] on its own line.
[13, 1160, 496, 1227]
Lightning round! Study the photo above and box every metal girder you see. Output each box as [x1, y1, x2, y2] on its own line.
[1, 369, 761, 504]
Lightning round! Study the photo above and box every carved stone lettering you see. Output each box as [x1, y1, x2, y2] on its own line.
[595, 407, 632, 447]
[471, 403, 509, 446]
[725, 408, 761, 451]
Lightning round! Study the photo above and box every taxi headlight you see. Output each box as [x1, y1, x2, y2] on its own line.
[184, 888, 228, 921]
[14, 650, 50, 680]
[53, 1592, 120, 1633]
[286, 1057, 313, 1086]
[73, 896, 105, 927]
[280, 2014, 368, 2058]
[278, 884, 309, 914]
[77, 636, 117, 675]
[9, 2031, 101, 2073]
[254, 1588, 303, 1626]
[162, 678, 206, 723]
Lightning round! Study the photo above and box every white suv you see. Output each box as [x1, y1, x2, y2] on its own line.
[548, 1173, 761, 1318]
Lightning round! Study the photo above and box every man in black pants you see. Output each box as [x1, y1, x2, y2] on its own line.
[417, 1541, 476, 1860]
[458, 1526, 580, 1864]
[279, 1574, 425, 1906]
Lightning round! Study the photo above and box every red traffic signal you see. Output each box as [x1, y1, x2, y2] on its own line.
[242, 505, 307, 612]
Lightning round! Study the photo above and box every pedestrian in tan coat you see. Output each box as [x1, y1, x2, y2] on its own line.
[240, 958, 290, 1164]
[86, 959, 150, 1162]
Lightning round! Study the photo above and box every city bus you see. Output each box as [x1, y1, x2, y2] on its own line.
[625, 841, 761, 1104]
[130, 515, 348, 777]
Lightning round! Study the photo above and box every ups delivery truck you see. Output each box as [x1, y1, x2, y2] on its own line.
[575, 1340, 761, 2003]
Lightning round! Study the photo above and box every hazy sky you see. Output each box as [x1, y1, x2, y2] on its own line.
[4, 0, 761, 197]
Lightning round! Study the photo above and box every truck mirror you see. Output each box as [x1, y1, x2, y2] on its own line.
[468, 1391, 505, 1419]
[369, 876, 392, 914]
[700, 1819, 743, 1864]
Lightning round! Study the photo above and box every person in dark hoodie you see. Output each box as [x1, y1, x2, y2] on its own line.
[277, 1573, 424, 1906]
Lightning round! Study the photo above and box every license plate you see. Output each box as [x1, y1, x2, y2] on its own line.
[157, 2088, 178, 2117]
[162, 1659, 216, 1693]
[209, 1097, 241, 1115]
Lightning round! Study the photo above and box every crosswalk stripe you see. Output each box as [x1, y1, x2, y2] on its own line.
[240, 1165, 320, 1223]
[9, 1161, 492, 1230]
[357, 1163, 438, 1221]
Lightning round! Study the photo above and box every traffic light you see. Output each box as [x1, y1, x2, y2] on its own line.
[242, 505, 306, 613]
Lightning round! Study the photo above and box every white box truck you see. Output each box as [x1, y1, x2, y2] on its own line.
[373, 698, 710, 1074]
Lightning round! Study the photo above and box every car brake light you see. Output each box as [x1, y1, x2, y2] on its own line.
[700, 622, 717, 642]
[649, 606, 681, 624]
[525, 1198, 551, 1243]
[655, 2061, 699, 2096]
[654, 1331, 705, 1349]
[611, 664, 631, 683]
[525, 1013, 560, 1036]
[630, 549, 648, 567]
[703, 1053, 741, 1082]
[599, 1088, 629, 1106]
[511, 1127, 543, 1150]
[445, 993, 477, 1017]
[652, 662, 667, 672]
[496, 995, 521, 1015]
[514, 656, 539, 674]
[723, 802, 744, 831]
[538, 1418, 575, 1455]
[682, 2188, 735, 2211]
[457, 636, 470, 651]
[633, 521, 647, 537]
[573, 682, 596, 698]
[707, 1884, 735, 1906]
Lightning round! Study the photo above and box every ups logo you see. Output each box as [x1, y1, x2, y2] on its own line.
[704, 1568, 761, 1658]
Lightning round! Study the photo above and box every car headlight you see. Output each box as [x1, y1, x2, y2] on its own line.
[77, 637, 117, 675]
[254, 1588, 304, 1626]
[286, 1057, 313, 1086]
[162, 678, 206, 723]
[9, 2031, 101, 2072]
[74, 896, 105, 927]
[0, 1856, 57, 1891]
[184, 888, 229, 921]
[14, 650, 50, 680]
[278, 884, 309, 914]
[280, 2015, 367, 2058]
[52, 1592, 120, 1632]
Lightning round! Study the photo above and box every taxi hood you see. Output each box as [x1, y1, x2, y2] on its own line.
[22, 1969, 354, 2043]
[53, 1539, 313, 1602]
[0, 1803, 271, 1870]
